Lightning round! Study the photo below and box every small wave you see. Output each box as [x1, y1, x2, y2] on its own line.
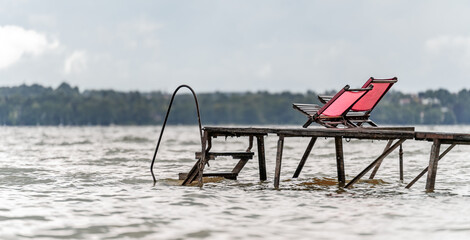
[117, 136, 151, 143]
[59, 140, 92, 146]
[179, 140, 200, 145]
[0, 215, 49, 221]
[0, 173, 56, 186]
[120, 178, 151, 184]
[110, 231, 155, 239]
[185, 230, 212, 238]
[55, 198, 96, 202]
[105, 148, 133, 155]
[0, 167, 47, 174]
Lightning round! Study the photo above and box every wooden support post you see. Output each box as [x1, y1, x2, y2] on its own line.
[335, 137, 345, 187]
[206, 136, 212, 152]
[182, 130, 210, 186]
[181, 159, 201, 186]
[369, 139, 393, 179]
[256, 136, 267, 181]
[232, 158, 249, 175]
[399, 144, 404, 182]
[293, 137, 317, 178]
[405, 144, 456, 189]
[345, 139, 406, 188]
[246, 136, 254, 152]
[197, 130, 209, 187]
[425, 139, 441, 192]
[274, 135, 285, 189]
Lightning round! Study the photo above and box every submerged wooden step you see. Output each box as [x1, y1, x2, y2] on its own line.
[179, 172, 238, 180]
[195, 151, 254, 160]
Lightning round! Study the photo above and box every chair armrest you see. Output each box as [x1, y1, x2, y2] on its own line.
[318, 95, 333, 104]
[293, 103, 321, 116]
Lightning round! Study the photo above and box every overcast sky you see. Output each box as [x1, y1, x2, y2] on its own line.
[1, 1, 470, 93]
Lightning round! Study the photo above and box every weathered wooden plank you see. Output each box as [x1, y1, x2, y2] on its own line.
[405, 143, 456, 189]
[425, 139, 442, 192]
[276, 129, 414, 140]
[256, 136, 267, 181]
[274, 135, 285, 189]
[293, 137, 317, 178]
[345, 138, 407, 188]
[179, 172, 238, 180]
[204, 126, 415, 132]
[195, 152, 254, 160]
[203, 126, 415, 139]
[247, 136, 254, 152]
[204, 127, 273, 136]
[399, 144, 404, 182]
[206, 136, 212, 152]
[181, 159, 202, 186]
[415, 132, 470, 142]
[197, 130, 209, 187]
[335, 137, 346, 187]
[232, 159, 249, 174]
[440, 140, 470, 145]
[369, 140, 394, 179]
[183, 131, 210, 186]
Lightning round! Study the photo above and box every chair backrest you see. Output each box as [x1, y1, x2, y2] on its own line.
[351, 77, 397, 112]
[317, 85, 372, 117]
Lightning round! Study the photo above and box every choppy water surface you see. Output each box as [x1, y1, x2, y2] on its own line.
[1, 125, 470, 239]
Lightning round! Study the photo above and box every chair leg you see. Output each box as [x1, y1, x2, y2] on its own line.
[303, 118, 314, 128]
[367, 120, 378, 127]
[345, 119, 358, 128]
[316, 120, 339, 128]
[323, 122, 336, 128]
[342, 118, 356, 128]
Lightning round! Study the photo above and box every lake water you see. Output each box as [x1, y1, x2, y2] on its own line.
[1, 125, 470, 239]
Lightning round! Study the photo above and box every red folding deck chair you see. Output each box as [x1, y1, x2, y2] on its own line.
[293, 85, 373, 128]
[318, 77, 397, 127]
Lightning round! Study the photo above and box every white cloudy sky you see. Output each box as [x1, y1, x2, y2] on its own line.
[1, 0, 470, 93]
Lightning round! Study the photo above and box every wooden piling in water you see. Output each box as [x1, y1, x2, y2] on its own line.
[274, 135, 284, 189]
[399, 144, 404, 182]
[334, 137, 345, 187]
[425, 139, 441, 192]
[256, 136, 267, 181]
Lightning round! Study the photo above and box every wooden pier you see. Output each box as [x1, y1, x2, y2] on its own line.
[178, 126, 470, 192]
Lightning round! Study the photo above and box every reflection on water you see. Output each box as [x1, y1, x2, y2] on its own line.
[1, 125, 470, 239]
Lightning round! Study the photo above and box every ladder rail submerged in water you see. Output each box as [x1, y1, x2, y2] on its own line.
[150, 85, 203, 185]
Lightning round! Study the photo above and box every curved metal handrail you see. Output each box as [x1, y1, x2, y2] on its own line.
[150, 85, 203, 185]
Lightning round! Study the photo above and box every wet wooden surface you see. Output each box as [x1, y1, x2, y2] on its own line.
[204, 126, 415, 140]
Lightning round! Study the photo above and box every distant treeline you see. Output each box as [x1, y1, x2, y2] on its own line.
[0, 82, 469, 126]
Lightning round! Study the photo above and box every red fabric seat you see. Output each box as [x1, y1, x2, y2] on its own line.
[351, 77, 397, 112]
[321, 91, 370, 117]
